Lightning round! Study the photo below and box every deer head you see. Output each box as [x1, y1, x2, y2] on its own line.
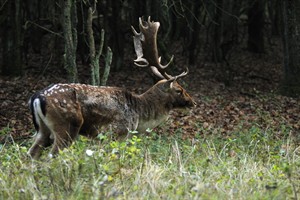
[131, 17, 196, 108]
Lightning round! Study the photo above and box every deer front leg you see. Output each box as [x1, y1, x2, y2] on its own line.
[113, 117, 139, 140]
[79, 125, 101, 139]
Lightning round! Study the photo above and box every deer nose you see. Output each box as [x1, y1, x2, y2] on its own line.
[187, 98, 197, 107]
[192, 99, 197, 107]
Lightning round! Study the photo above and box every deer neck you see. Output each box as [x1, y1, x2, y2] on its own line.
[131, 85, 171, 131]
[141, 85, 172, 113]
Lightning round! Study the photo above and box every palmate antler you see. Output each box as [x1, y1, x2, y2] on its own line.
[131, 16, 188, 81]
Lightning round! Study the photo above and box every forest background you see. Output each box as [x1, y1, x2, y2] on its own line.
[1, 0, 300, 138]
[1, 0, 300, 199]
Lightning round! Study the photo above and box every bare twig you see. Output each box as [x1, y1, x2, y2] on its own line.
[24, 20, 63, 38]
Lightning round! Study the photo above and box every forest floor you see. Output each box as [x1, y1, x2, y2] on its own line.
[0, 37, 300, 143]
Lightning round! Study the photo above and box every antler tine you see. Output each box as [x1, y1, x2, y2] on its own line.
[166, 67, 189, 81]
[131, 23, 148, 67]
[132, 16, 179, 80]
[139, 16, 150, 30]
[154, 55, 174, 70]
[131, 25, 139, 36]
[147, 16, 151, 24]
[150, 66, 172, 79]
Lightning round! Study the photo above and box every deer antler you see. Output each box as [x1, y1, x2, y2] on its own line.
[132, 16, 187, 81]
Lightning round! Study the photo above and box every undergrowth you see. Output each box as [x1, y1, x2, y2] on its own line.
[0, 125, 299, 200]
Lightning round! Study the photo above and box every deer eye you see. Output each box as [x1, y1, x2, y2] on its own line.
[175, 89, 182, 94]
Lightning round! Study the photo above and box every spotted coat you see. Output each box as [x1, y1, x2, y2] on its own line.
[27, 80, 196, 159]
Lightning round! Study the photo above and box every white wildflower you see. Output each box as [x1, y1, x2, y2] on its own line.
[146, 128, 152, 133]
[86, 149, 94, 156]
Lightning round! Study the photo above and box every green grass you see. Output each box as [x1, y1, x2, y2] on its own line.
[0, 125, 299, 200]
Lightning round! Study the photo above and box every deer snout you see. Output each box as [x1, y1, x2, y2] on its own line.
[187, 98, 197, 108]
[191, 99, 197, 107]
[183, 92, 197, 108]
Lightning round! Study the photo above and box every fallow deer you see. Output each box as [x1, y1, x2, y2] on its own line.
[27, 17, 196, 159]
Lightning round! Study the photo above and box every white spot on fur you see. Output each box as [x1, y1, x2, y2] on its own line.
[54, 99, 58, 103]
[47, 84, 58, 92]
[124, 103, 129, 112]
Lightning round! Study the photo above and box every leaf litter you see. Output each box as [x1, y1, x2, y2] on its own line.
[0, 39, 299, 144]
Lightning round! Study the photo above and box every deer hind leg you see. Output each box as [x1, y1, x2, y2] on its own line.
[27, 119, 53, 159]
[50, 118, 84, 156]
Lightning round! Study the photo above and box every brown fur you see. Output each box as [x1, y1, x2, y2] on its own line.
[27, 80, 195, 159]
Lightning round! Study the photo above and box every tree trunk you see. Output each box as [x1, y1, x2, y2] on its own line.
[111, 1, 124, 70]
[269, 0, 281, 36]
[212, 0, 223, 63]
[1, 0, 22, 76]
[247, 0, 265, 53]
[219, 0, 239, 86]
[63, 0, 78, 83]
[188, 2, 201, 65]
[280, 0, 300, 97]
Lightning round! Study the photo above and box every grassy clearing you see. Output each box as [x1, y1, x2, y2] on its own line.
[0, 125, 299, 200]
